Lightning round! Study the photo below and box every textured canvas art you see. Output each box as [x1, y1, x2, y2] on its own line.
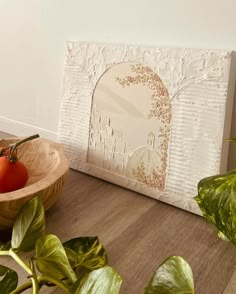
[58, 42, 235, 214]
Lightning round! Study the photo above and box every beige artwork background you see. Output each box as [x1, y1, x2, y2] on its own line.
[88, 62, 171, 191]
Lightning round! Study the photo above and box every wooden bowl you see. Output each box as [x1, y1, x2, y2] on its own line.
[0, 137, 69, 229]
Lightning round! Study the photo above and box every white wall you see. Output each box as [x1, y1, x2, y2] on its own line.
[0, 0, 236, 141]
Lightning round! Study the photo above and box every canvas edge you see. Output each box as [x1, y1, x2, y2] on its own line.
[222, 51, 236, 172]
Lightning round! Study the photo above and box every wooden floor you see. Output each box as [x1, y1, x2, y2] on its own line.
[1, 132, 236, 293]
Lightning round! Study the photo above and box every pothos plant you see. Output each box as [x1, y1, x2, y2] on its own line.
[1, 145, 235, 294]
[0, 196, 194, 293]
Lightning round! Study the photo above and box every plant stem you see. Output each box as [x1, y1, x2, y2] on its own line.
[0, 249, 39, 293]
[31, 276, 39, 294]
[0, 250, 9, 255]
[39, 275, 70, 293]
[9, 249, 32, 275]
[11, 275, 70, 294]
[0, 249, 32, 275]
[9, 249, 39, 293]
[0, 249, 68, 293]
[10, 280, 32, 294]
[29, 258, 40, 294]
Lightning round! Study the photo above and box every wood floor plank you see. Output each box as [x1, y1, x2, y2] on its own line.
[0, 131, 236, 293]
[223, 270, 236, 294]
[106, 200, 236, 294]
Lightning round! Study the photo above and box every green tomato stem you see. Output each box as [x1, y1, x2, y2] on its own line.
[9, 134, 40, 160]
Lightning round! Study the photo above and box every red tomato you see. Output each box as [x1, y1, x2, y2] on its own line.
[0, 157, 28, 193]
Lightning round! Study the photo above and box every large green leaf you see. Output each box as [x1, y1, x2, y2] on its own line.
[11, 196, 45, 252]
[35, 234, 77, 284]
[63, 237, 108, 270]
[144, 256, 194, 294]
[0, 264, 18, 293]
[72, 266, 122, 294]
[195, 170, 236, 244]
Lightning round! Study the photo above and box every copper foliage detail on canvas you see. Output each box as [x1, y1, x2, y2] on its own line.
[87, 62, 172, 191]
[116, 64, 171, 190]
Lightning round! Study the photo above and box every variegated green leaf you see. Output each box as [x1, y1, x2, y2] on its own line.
[72, 266, 122, 294]
[144, 256, 194, 294]
[0, 264, 18, 293]
[12, 196, 45, 252]
[195, 170, 236, 244]
[64, 247, 78, 269]
[36, 234, 77, 284]
[63, 237, 108, 270]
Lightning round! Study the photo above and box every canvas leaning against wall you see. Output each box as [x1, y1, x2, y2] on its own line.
[58, 42, 236, 215]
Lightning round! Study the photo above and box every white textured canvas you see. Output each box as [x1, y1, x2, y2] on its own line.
[58, 42, 235, 214]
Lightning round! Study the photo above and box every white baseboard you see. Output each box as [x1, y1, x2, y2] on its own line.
[0, 116, 58, 141]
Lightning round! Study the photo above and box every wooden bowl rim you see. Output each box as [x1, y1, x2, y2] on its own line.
[0, 137, 69, 202]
